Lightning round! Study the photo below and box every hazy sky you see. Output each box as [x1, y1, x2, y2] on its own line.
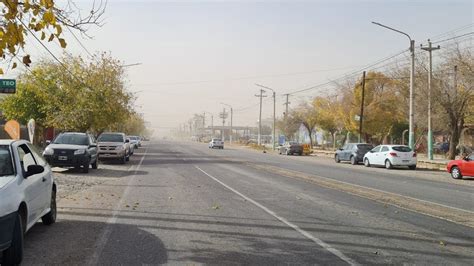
[3, 0, 473, 134]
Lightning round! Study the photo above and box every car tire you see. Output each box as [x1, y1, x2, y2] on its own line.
[451, 166, 463, 179]
[92, 159, 98, 169]
[385, 159, 393, 169]
[299, 152, 303, 156]
[408, 165, 416, 170]
[121, 155, 126, 164]
[82, 161, 90, 173]
[335, 155, 340, 163]
[364, 158, 371, 167]
[2, 213, 24, 265]
[350, 156, 357, 165]
[42, 189, 57, 225]
[126, 154, 130, 162]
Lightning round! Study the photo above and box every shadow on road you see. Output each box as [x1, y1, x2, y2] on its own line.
[53, 168, 149, 178]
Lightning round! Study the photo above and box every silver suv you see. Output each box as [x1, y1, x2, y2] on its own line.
[97, 132, 131, 164]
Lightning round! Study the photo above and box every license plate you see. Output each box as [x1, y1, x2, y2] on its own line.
[58, 156, 68, 161]
[402, 160, 410, 163]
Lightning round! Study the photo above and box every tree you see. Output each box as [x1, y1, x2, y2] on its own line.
[0, 0, 105, 73]
[276, 112, 299, 141]
[293, 103, 318, 147]
[313, 96, 342, 149]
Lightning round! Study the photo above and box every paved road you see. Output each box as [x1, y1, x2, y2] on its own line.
[20, 140, 474, 265]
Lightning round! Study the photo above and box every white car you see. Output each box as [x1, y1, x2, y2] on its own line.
[209, 138, 224, 149]
[363, 145, 417, 170]
[0, 140, 57, 265]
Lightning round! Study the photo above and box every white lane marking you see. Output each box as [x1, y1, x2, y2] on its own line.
[194, 165, 358, 266]
[87, 147, 149, 265]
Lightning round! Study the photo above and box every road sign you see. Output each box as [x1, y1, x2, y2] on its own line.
[0, 79, 16, 93]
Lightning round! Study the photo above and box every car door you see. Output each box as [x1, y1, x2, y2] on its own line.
[368, 145, 381, 165]
[379, 146, 390, 164]
[338, 144, 347, 160]
[88, 135, 98, 163]
[16, 143, 46, 225]
[344, 144, 353, 160]
[28, 143, 53, 215]
[464, 154, 474, 176]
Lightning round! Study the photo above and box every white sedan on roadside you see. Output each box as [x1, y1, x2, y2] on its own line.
[209, 138, 224, 149]
[363, 145, 417, 170]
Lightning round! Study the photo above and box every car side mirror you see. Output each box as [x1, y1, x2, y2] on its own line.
[338, 148, 343, 151]
[46, 140, 51, 145]
[89, 143, 97, 148]
[369, 150, 374, 153]
[25, 165, 44, 178]
[125, 139, 130, 143]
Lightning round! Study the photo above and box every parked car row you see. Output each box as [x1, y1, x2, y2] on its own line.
[42, 132, 144, 173]
[335, 143, 417, 170]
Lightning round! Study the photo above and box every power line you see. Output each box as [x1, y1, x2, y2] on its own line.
[432, 32, 474, 44]
[66, 26, 94, 58]
[429, 23, 474, 41]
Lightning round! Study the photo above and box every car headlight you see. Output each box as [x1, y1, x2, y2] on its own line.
[74, 149, 86, 155]
[43, 147, 54, 156]
[115, 146, 125, 150]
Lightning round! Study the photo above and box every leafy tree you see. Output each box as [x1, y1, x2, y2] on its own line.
[293, 103, 318, 147]
[0, 0, 104, 73]
[276, 112, 299, 141]
[313, 96, 342, 149]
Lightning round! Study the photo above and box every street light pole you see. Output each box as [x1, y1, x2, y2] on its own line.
[255, 89, 267, 146]
[220, 103, 233, 145]
[421, 39, 440, 160]
[255, 84, 276, 150]
[372, 21, 416, 150]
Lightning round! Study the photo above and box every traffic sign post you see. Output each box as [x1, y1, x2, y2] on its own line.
[0, 79, 16, 94]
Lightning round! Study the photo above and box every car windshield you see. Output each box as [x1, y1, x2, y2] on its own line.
[357, 144, 374, 151]
[0, 146, 14, 176]
[392, 146, 412, 152]
[213, 139, 221, 142]
[289, 141, 299, 145]
[98, 134, 124, 142]
[53, 134, 89, 145]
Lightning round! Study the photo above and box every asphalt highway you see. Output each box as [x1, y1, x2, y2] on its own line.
[19, 140, 474, 265]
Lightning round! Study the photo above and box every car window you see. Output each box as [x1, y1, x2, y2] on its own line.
[371, 146, 381, 153]
[381, 146, 389, 152]
[468, 154, 474, 160]
[54, 134, 89, 145]
[98, 134, 124, 142]
[28, 143, 47, 166]
[341, 144, 347, 150]
[392, 146, 412, 152]
[0, 145, 15, 176]
[17, 144, 37, 173]
[357, 144, 374, 151]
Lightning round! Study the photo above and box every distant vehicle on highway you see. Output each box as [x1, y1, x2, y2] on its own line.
[209, 138, 224, 149]
[127, 136, 141, 149]
[43, 132, 99, 173]
[335, 143, 374, 165]
[447, 153, 474, 179]
[363, 145, 417, 170]
[97, 132, 131, 164]
[0, 140, 56, 265]
[279, 141, 303, 156]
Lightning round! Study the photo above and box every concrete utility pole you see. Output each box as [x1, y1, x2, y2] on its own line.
[372, 21, 416, 149]
[255, 89, 267, 145]
[283, 94, 290, 118]
[221, 103, 233, 145]
[358, 71, 366, 143]
[421, 39, 440, 160]
[255, 84, 276, 150]
[219, 108, 227, 140]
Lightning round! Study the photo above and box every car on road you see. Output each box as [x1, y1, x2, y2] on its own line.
[279, 141, 303, 156]
[43, 132, 99, 173]
[209, 138, 224, 149]
[363, 145, 417, 170]
[335, 143, 374, 165]
[0, 140, 56, 265]
[97, 132, 131, 164]
[447, 153, 474, 179]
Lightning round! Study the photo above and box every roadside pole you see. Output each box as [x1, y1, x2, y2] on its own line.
[358, 71, 366, 143]
[255, 89, 267, 146]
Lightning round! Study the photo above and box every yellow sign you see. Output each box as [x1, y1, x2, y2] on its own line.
[5, 120, 20, 140]
[302, 144, 312, 155]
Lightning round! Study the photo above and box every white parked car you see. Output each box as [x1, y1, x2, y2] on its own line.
[0, 140, 57, 265]
[363, 145, 417, 170]
[209, 138, 224, 149]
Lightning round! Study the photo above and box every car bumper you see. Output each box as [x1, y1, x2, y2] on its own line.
[98, 150, 126, 159]
[45, 154, 90, 167]
[0, 212, 16, 251]
[390, 158, 417, 166]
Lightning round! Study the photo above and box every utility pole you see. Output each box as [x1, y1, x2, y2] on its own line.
[255, 84, 276, 150]
[220, 103, 233, 145]
[372, 21, 416, 149]
[283, 94, 290, 118]
[219, 108, 227, 140]
[358, 71, 366, 143]
[211, 114, 214, 138]
[255, 89, 267, 145]
[421, 39, 440, 160]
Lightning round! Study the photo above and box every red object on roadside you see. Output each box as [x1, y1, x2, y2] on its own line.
[446, 153, 474, 179]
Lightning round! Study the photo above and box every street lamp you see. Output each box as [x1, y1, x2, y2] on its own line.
[255, 84, 277, 150]
[372, 21, 416, 150]
[220, 103, 233, 145]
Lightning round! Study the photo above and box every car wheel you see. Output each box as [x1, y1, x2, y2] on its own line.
[126, 154, 130, 162]
[350, 156, 357, 165]
[451, 166, 463, 179]
[82, 161, 90, 173]
[2, 213, 24, 265]
[121, 155, 126, 164]
[92, 158, 98, 169]
[408, 165, 416, 170]
[74, 165, 81, 172]
[364, 158, 371, 167]
[335, 155, 340, 163]
[299, 152, 303, 156]
[42, 189, 57, 225]
[385, 159, 393, 169]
